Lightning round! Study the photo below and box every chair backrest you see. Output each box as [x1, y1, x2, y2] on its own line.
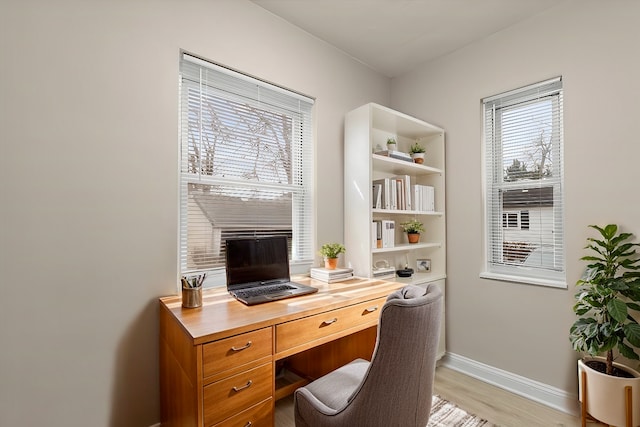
[340, 283, 443, 426]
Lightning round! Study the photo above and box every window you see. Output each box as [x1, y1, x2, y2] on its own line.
[502, 211, 530, 230]
[481, 77, 565, 287]
[179, 53, 315, 287]
[521, 210, 530, 230]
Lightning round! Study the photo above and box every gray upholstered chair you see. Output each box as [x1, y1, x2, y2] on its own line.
[294, 283, 442, 427]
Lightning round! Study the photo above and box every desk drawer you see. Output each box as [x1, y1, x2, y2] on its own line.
[203, 327, 273, 378]
[212, 398, 273, 427]
[203, 363, 273, 426]
[276, 297, 386, 353]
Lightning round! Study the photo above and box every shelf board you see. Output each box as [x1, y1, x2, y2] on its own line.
[394, 273, 447, 285]
[370, 103, 444, 138]
[275, 369, 308, 401]
[372, 208, 443, 216]
[373, 242, 441, 253]
[372, 154, 442, 175]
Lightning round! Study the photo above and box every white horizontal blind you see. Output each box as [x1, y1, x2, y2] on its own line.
[179, 53, 314, 287]
[482, 77, 565, 287]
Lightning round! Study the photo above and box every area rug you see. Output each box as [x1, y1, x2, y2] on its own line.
[428, 395, 494, 427]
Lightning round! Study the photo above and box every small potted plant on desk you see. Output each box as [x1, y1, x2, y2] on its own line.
[400, 219, 424, 244]
[569, 224, 640, 427]
[409, 141, 426, 164]
[319, 243, 346, 270]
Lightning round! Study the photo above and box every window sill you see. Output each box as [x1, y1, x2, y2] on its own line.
[479, 271, 567, 289]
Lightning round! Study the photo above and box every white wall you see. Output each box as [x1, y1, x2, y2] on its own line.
[0, 1, 389, 425]
[391, 0, 640, 409]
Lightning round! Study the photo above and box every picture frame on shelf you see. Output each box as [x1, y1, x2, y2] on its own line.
[417, 258, 431, 272]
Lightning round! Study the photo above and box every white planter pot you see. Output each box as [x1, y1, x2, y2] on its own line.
[411, 152, 425, 164]
[578, 357, 640, 427]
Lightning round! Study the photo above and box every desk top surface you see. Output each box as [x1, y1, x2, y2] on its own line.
[160, 276, 406, 345]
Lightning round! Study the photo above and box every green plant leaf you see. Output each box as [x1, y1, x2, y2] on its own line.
[621, 258, 640, 269]
[618, 342, 640, 360]
[603, 224, 618, 239]
[624, 323, 640, 347]
[588, 224, 607, 237]
[609, 279, 629, 291]
[585, 242, 607, 256]
[601, 336, 617, 352]
[610, 233, 633, 248]
[607, 299, 628, 324]
[581, 256, 604, 262]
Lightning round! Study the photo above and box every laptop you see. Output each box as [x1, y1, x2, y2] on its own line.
[225, 236, 318, 305]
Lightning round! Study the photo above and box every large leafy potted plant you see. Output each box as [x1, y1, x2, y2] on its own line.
[569, 224, 640, 427]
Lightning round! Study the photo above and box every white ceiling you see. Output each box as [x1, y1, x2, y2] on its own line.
[250, 0, 564, 77]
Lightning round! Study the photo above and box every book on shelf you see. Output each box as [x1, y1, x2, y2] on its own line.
[372, 175, 412, 211]
[392, 175, 411, 210]
[372, 220, 383, 248]
[372, 183, 382, 209]
[389, 180, 397, 210]
[381, 220, 395, 248]
[411, 184, 435, 212]
[310, 267, 354, 283]
[372, 178, 390, 209]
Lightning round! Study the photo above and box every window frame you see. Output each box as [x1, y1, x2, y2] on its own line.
[178, 53, 315, 288]
[480, 77, 566, 288]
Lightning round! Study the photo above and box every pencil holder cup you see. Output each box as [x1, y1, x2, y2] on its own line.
[182, 286, 202, 308]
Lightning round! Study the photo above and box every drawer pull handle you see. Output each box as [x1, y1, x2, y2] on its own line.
[365, 306, 379, 313]
[322, 318, 338, 325]
[232, 380, 253, 392]
[231, 341, 252, 351]
[244, 423, 252, 427]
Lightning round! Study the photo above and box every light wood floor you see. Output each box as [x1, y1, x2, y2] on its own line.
[275, 366, 605, 427]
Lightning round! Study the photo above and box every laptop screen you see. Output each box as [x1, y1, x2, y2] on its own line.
[225, 236, 291, 287]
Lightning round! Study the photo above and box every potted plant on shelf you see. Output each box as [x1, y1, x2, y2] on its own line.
[569, 224, 640, 427]
[400, 219, 424, 244]
[319, 243, 346, 270]
[409, 141, 426, 164]
[386, 137, 397, 152]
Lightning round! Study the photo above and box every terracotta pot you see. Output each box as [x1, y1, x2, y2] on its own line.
[578, 357, 640, 427]
[324, 257, 338, 270]
[407, 233, 420, 244]
[411, 152, 425, 164]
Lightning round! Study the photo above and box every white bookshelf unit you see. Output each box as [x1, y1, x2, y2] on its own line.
[344, 103, 447, 357]
[344, 102, 446, 281]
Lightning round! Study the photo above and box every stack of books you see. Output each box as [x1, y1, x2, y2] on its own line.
[371, 219, 395, 249]
[372, 175, 412, 210]
[374, 149, 413, 162]
[310, 267, 354, 283]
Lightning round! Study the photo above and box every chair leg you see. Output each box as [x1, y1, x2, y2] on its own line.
[625, 385, 632, 427]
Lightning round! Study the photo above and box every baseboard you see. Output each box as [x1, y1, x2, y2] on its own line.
[441, 352, 579, 416]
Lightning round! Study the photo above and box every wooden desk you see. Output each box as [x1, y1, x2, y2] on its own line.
[159, 276, 405, 427]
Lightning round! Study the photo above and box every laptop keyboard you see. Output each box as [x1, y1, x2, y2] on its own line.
[234, 284, 295, 298]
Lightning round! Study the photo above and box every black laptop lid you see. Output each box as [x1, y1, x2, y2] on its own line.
[225, 236, 291, 289]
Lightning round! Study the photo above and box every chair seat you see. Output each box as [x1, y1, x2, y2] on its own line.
[302, 359, 369, 412]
